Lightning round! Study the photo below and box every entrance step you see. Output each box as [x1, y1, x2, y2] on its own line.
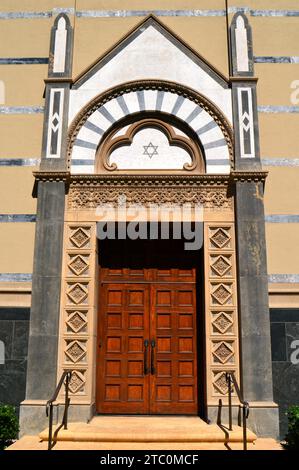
[38, 416, 257, 444]
[7, 435, 282, 450]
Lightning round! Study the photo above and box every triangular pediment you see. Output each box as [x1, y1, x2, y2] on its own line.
[73, 15, 228, 91]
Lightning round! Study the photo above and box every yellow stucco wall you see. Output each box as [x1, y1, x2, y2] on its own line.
[0, 0, 298, 299]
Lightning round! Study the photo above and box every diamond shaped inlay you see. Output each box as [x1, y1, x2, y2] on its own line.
[211, 228, 230, 249]
[69, 255, 88, 276]
[66, 340, 86, 363]
[70, 228, 89, 248]
[213, 342, 234, 364]
[211, 284, 232, 305]
[67, 311, 87, 333]
[67, 283, 88, 304]
[211, 255, 231, 276]
[68, 370, 85, 394]
[213, 372, 228, 395]
[213, 312, 233, 334]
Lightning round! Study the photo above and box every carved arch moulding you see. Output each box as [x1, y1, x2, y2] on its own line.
[67, 80, 234, 175]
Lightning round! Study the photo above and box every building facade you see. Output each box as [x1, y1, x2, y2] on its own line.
[0, 1, 299, 440]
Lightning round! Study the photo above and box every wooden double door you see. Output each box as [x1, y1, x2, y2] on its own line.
[96, 239, 199, 415]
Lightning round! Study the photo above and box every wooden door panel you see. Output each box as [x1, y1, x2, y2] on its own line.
[97, 266, 198, 415]
[150, 284, 198, 415]
[97, 283, 150, 414]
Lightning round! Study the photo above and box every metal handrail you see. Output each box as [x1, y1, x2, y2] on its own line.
[225, 372, 250, 451]
[46, 370, 72, 451]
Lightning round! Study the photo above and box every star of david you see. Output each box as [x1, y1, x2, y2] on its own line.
[143, 142, 159, 159]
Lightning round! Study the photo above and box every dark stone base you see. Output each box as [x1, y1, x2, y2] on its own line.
[207, 402, 279, 439]
[19, 401, 95, 436]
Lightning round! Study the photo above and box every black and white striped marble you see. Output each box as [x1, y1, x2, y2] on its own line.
[71, 89, 230, 174]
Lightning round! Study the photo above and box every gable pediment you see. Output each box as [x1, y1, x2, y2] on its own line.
[70, 16, 232, 124]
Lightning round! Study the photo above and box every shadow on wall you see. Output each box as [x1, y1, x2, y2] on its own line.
[270, 308, 299, 439]
[0, 308, 30, 417]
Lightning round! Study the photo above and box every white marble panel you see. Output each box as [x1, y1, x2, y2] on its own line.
[69, 89, 96, 124]
[70, 25, 232, 123]
[199, 126, 224, 145]
[122, 91, 140, 114]
[87, 110, 112, 132]
[205, 146, 230, 160]
[53, 17, 67, 73]
[86, 111, 110, 132]
[109, 127, 192, 170]
[104, 97, 126, 121]
[71, 165, 94, 174]
[176, 99, 199, 121]
[144, 90, 158, 111]
[188, 110, 211, 132]
[235, 16, 249, 72]
[160, 92, 179, 114]
[206, 164, 230, 174]
[71, 145, 96, 160]
[77, 126, 102, 145]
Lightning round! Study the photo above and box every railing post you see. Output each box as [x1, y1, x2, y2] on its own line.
[226, 373, 233, 431]
[243, 404, 248, 451]
[64, 372, 70, 430]
[48, 404, 53, 451]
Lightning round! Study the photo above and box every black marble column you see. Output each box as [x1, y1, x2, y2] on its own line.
[19, 181, 65, 434]
[234, 180, 279, 437]
[230, 12, 279, 438]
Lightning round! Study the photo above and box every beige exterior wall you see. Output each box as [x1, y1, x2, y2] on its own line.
[0, 223, 35, 273]
[0, 0, 299, 307]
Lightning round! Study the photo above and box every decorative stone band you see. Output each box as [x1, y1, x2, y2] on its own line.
[67, 80, 233, 176]
[33, 171, 267, 211]
[33, 171, 268, 185]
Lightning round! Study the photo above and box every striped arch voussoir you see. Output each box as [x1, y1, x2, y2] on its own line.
[67, 80, 234, 174]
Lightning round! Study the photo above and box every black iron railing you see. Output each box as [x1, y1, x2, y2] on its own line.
[46, 370, 72, 451]
[225, 372, 250, 451]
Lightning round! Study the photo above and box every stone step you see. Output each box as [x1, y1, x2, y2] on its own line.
[38, 416, 257, 444]
[7, 436, 282, 451]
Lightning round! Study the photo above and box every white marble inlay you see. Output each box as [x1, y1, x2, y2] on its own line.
[53, 17, 67, 73]
[109, 126, 192, 170]
[71, 145, 96, 160]
[188, 109, 211, 132]
[235, 16, 249, 72]
[46, 88, 64, 158]
[205, 146, 230, 160]
[199, 126, 224, 145]
[104, 97, 125, 121]
[71, 165, 94, 174]
[206, 164, 230, 175]
[176, 99, 198, 121]
[121, 91, 140, 114]
[237, 87, 255, 158]
[76, 125, 101, 144]
[144, 90, 158, 111]
[88, 110, 112, 132]
[160, 92, 179, 114]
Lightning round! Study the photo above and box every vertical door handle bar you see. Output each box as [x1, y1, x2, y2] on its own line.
[150, 339, 156, 375]
[144, 339, 149, 375]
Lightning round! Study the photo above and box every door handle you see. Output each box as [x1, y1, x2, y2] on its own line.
[150, 339, 156, 375]
[144, 339, 149, 375]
